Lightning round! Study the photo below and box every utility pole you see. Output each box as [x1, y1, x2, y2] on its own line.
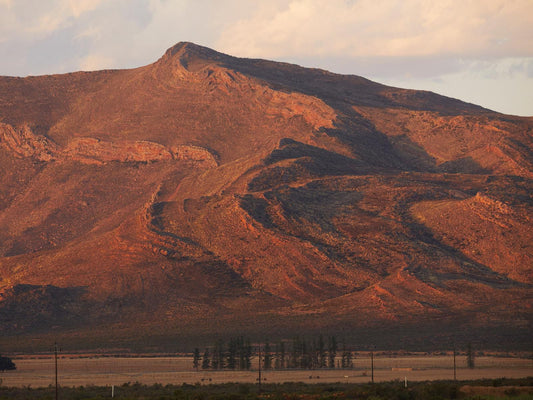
[453, 344, 457, 381]
[54, 342, 59, 400]
[370, 350, 374, 383]
[257, 344, 262, 391]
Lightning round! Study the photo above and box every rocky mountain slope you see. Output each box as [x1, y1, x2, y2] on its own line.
[0, 42, 531, 350]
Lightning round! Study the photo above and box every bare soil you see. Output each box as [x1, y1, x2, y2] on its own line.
[1, 355, 531, 388]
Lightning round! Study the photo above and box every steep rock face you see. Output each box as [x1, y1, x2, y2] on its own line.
[0, 42, 531, 349]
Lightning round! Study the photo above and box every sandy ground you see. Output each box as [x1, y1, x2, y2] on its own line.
[0, 356, 531, 388]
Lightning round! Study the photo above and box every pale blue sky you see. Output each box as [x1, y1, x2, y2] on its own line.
[1, 0, 532, 116]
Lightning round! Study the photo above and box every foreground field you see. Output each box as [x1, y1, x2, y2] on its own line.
[1, 355, 531, 388]
[0, 379, 532, 400]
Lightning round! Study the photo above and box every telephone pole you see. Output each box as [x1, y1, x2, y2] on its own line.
[370, 350, 374, 383]
[257, 344, 262, 391]
[453, 343, 457, 381]
[54, 342, 59, 400]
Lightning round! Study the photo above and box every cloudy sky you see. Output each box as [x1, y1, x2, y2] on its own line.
[1, 0, 532, 116]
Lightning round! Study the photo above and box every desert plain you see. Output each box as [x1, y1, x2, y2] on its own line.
[1, 354, 531, 388]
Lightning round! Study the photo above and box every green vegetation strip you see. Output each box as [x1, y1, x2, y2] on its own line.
[0, 378, 532, 400]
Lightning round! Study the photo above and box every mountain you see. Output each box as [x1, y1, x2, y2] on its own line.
[0, 42, 531, 351]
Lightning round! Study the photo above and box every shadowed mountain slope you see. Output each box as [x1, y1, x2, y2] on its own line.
[0, 42, 531, 350]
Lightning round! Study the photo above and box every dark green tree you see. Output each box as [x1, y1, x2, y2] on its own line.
[237, 336, 247, 370]
[466, 343, 475, 369]
[311, 338, 319, 369]
[243, 338, 252, 370]
[290, 336, 300, 369]
[318, 335, 326, 368]
[211, 339, 225, 370]
[346, 348, 353, 369]
[300, 339, 311, 369]
[227, 338, 237, 370]
[274, 343, 280, 369]
[193, 348, 201, 371]
[263, 341, 272, 370]
[237, 339, 243, 369]
[328, 336, 337, 369]
[278, 341, 286, 369]
[341, 344, 353, 369]
[201, 349, 210, 370]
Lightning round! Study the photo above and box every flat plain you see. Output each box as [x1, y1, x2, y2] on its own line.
[1, 355, 531, 388]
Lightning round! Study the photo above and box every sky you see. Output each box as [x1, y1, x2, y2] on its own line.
[1, 0, 532, 116]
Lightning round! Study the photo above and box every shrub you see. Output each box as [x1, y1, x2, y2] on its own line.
[0, 356, 16, 371]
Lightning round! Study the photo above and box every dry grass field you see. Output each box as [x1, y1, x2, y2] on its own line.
[1, 355, 531, 388]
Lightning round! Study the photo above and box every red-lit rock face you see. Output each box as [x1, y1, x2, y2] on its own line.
[0, 43, 531, 347]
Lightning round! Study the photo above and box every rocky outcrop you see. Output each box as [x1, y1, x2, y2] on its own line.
[62, 138, 218, 166]
[0, 124, 217, 167]
[170, 144, 218, 167]
[63, 137, 173, 163]
[0, 123, 56, 161]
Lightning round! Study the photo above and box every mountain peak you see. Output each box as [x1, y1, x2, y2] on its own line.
[162, 41, 229, 64]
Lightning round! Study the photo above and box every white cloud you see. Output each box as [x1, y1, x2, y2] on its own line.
[68, 0, 104, 18]
[215, 0, 533, 59]
[0, 0, 105, 45]
[74, 25, 103, 41]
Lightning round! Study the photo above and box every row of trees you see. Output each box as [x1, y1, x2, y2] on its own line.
[194, 337, 254, 371]
[193, 336, 356, 371]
